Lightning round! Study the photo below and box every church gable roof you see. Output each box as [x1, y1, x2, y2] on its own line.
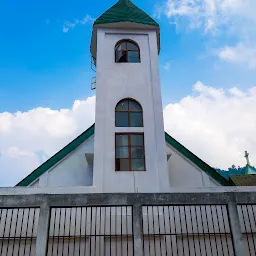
[16, 124, 94, 187]
[17, 124, 233, 187]
[94, 0, 159, 27]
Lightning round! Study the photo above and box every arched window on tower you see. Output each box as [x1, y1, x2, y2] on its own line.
[115, 99, 145, 171]
[115, 99, 143, 127]
[115, 40, 140, 63]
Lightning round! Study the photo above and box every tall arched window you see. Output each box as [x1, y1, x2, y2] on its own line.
[115, 40, 140, 63]
[115, 99, 143, 127]
[115, 99, 145, 171]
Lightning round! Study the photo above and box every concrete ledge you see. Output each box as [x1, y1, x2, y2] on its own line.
[0, 186, 256, 196]
[0, 189, 256, 208]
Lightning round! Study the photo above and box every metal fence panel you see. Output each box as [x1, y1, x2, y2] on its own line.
[46, 206, 133, 256]
[237, 205, 256, 256]
[142, 205, 234, 256]
[0, 208, 39, 256]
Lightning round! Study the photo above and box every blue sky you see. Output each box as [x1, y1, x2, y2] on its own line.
[1, 0, 255, 112]
[1, 0, 256, 185]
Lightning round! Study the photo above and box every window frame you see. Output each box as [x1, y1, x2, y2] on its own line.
[115, 99, 143, 127]
[115, 133, 146, 172]
[115, 39, 141, 63]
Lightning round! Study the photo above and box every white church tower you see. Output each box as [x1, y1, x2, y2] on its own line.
[91, 0, 170, 192]
[15, 0, 231, 188]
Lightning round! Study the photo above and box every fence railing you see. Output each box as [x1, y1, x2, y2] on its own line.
[0, 192, 256, 256]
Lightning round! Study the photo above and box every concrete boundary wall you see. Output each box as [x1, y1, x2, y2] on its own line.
[0, 191, 256, 255]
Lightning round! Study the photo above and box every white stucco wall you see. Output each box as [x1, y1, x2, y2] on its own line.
[32, 135, 94, 187]
[166, 143, 218, 187]
[28, 133, 219, 189]
[29, 134, 219, 188]
[93, 28, 170, 193]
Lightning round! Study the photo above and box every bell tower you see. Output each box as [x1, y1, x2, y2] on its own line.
[91, 0, 170, 192]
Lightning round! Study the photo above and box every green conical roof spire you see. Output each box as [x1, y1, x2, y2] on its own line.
[94, 0, 159, 27]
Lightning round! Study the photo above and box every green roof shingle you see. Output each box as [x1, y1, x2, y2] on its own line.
[230, 174, 256, 186]
[94, 0, 159, 27]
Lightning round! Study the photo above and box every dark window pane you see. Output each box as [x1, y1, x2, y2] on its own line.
[117, 51, 127, 63]
[127, 42, 138, 51]
[131, 147, 144, 158]
[130, 112, 143, 127]
[116, 159, 129, 171]
[128, 51, 139, 58]
[116, 50, 122, 61]
[121, 42, 127, 50]
[116, 147, 129, 158]
[116, 100, 129, 111]
[128, 57, 140, 63]
[128, 52, 140, 63]
[116, 112, 129, 127]
[130, 135, 143, 146]
[129, 100, 142, 111]
[131, 159, 145, 171]
[116, 135, 128, 146]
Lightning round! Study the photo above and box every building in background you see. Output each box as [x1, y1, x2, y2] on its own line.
[217, 151, 256, 186]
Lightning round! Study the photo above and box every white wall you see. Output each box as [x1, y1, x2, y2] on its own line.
[32, 135, 94, 187]
[28, 133, 219, 188]
[93, 28, 170, 193]
[166, 143, 219, 187]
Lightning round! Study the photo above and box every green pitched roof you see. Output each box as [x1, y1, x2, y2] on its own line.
[16, 124, 95, 187]
[230, 174, 256, 186]
[16, 124, 233, 187]
[94, 0, 159, 27]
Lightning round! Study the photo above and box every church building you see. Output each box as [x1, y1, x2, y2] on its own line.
[16, 0, 233, 191]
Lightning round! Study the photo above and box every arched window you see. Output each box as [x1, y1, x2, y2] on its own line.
[115, 99, 145, 171]
[115, 99, 143, 127]
[115, 40, 140, 63]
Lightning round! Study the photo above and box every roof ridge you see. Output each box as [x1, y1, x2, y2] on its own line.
[93, 0, 159, 27]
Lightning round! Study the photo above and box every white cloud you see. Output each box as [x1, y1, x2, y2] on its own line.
[63, 15, 94, 33]
[218, 43, 256, 69]
[160, 0, 256, 67]
[163, 0, 256, 33]
[5, 147, 35, 158]
[0, 96, 95, 186]
[163, 61, 171, 70]
[1, 84, 256, 186]
[164, 81, 256, 169]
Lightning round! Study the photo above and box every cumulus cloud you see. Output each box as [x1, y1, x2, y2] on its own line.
[164, 81, 256, 169]
[163, 0, 256, 32]
[159, 0, 256, 67]
[1, 83, 256, 186]
[218, 43, 256, 69]
[0, 96, 95, 186]
[63, 15, 95, 33]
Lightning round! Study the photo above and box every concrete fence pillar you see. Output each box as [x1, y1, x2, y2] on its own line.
[133, 204, 144, 256]
[35, 203, 50, 256]
[228, 203, 245, 256]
